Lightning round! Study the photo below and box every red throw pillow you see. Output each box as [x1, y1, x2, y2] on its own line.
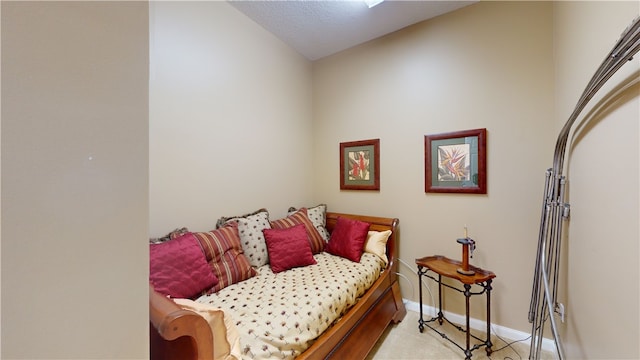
[192, 222, 257, 292]
[270, 208, 325, 254]
[263, 224, 317, 273]
[149, 233, 218, 298]
[325, 217, 370, 262]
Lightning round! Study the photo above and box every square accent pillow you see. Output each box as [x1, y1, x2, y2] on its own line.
[216, 207, 267, 228]
[364, 230, 392, 265]
[270, 208, 325, 254]
[192, 222, 257, 293]
[288, 204, 330, 241]
[173, 298, 242, 360]
[217, 208, 271, 268]
[149, 233, 218, 298]
[149, 227, 189, 244]
[263, 224, 317, 273]
[325, 216, 370, 262]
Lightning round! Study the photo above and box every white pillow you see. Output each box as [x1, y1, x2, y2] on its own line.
[364, 230, 392, 265]
[173, 298, 241, 360]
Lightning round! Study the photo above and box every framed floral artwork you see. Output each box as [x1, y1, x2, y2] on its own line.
[425, 128, 487, 194]
[340, 139, 380, 190]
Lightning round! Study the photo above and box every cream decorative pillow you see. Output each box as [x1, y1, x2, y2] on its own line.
[173, 298, 241, 360]
[217, 208, 271, 267]
[364, 230, 392, 265]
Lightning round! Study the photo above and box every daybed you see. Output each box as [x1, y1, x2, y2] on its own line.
[150, 210, 407, 360]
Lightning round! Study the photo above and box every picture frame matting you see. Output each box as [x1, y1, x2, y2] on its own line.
[424, 128, 487, 194]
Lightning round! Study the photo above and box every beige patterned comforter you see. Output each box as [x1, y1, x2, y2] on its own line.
[196, 252, 385, 360]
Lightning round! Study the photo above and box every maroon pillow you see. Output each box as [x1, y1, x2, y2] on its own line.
[149, 233, 218, 298]
[263, 224, 317, 273]
[325, 217, 370, 262]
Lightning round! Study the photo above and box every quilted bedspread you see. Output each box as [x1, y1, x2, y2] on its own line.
[196, 252, 385, 360]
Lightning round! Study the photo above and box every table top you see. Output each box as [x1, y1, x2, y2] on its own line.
[416, 255, 496, 284]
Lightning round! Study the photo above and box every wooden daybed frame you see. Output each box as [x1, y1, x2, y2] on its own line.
[150, 212, 407, 360]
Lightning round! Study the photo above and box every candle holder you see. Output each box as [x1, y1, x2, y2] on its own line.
[456, 237, 476, 276]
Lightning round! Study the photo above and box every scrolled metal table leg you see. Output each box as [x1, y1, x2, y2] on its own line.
[418, 265, 424, 333]
[464, 283, 471, 359]
[438, 274, 444, 325]
[486, 279, 493, 356]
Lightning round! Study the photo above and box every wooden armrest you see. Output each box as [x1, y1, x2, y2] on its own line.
[149, 285, 214, 360]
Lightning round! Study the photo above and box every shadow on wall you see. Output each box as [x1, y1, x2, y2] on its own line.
[569, 70, 640, 152]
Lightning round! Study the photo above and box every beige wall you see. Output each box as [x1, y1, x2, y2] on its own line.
[3, 1, 637, 359]
[149, 1, 313, 236]
[1, 2, 149, 359]
[313, 1, 555, 334]
[553, 2, 639, 358]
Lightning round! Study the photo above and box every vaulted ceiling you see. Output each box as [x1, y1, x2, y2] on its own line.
[229, 1, 477, 61]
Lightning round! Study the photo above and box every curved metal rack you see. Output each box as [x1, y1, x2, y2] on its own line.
[528, 16, 640, 360]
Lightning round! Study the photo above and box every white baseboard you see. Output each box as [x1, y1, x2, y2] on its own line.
[403, 299, 557, 354]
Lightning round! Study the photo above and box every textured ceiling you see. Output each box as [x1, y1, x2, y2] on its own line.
[229, 1, 477, 61]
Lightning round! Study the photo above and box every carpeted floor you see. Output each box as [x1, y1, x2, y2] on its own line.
[366, 310, 555, 360]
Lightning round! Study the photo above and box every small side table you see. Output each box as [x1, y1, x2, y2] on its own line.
[416, 255, 496, 360]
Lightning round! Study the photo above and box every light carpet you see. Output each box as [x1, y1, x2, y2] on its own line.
[366, 310, 555, 360]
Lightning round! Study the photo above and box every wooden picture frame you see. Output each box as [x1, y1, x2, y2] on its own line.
[340, 139, 380, 190]
[425, 128, 487, 194]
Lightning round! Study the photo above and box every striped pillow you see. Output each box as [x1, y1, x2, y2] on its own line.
[288, 204, 330, 242]
[270, 208, 325, 254]
[192, 222, 257, 293]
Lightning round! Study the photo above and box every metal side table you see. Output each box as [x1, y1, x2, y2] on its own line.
[416, 255, 496, 360]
